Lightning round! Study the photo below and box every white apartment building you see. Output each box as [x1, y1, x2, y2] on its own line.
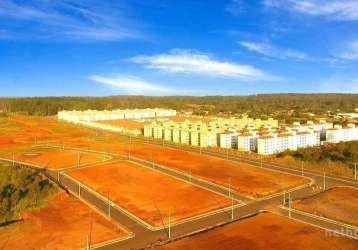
[180, 130, 190, 144]
[326, 128, 344, 143]
[342, 124, 358, 142]
[296, 131, 316, 148]
[237, 133, 258, 152]
[200, 130, 218, 147]
[153, 126, 164, 139]
[219, 131, 238, 148]
[58, 108, 176, 123]
[276, 133, 297, 152]
[326, 124, 358, 143]
[190, 130, 200, 147]
[164, 127, 173, 141]
[257, 135, 277, 155]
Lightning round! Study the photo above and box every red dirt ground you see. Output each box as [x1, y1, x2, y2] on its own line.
[0, 115, 97, 151]
[0, 116, 308, 198]
[57, 137, 310, 198]
[68, 161, 233, 227]
[293, 187, 358, 226]
[157, 212, 358, 250]
[14, 149, 104, 169]
[118, 143, 309, 198]
[0, 192, 129, 250]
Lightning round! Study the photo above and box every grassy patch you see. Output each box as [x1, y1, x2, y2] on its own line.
[0, 163, 57, 225]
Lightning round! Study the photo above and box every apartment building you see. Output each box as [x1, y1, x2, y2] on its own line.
[190, 129, 200, 147]
[276, 133, 297, 152]
[200, 130, 218, 147]
[257, 135, 277, 155]
[164, 126, 173, 141]
[58, 108, 176, 123]
[180, 129, 191, 144]
[219, 131, 238, 148]
[237, 132, 258, 152]
[296, 131, 316, 148]
[153, 126, 164, 139]
[326, 124, 358, 143]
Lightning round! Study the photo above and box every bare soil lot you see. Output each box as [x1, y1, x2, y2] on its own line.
[13, 148, 104, 170]
[68, 161, 233, 227]
[157, 212, 358, 250]
[0, 192, 129, 250]
[122, 143, 309, 198]
[293, 186, 358, 226]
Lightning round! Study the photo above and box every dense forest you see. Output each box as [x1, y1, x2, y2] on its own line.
[0, 164, 55, 226]
[278, 141, 358, 166]
[0, 94, 357, 117]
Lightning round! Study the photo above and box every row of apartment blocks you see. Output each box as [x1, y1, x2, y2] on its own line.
[144, 116, 279, 148]
[326, 124, 358, 143]
[58, 108, 176, 123]
[144, 118, 358, 155]
[256, 120, 333, 155]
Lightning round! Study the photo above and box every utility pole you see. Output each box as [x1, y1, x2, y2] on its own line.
[288, 193, 292, 218]
[108, 191, 111, 217]
[86, 235, 89, 250]
[129, 136, 132, 160]
[301, 161, 304, 176]
[77, 152, 80, 168]
[283, 190, 286, 206]
[231, 195, 234, 220]
[355, 163, 357, 181]
[228, 177, 232, 198]
[168, 210, 171, 239]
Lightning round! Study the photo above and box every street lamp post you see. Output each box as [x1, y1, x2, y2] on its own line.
[301, 161, 304, 176]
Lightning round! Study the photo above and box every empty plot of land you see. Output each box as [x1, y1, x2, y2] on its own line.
[294, 187, 358, 226]
[157, 212, 358, 250]
[68, 161, 233, 227]
[122, 143, 309, 198]
[14, 148, 104, 169]
[0, 115, 97, 150]
[0, 193, 129, 250]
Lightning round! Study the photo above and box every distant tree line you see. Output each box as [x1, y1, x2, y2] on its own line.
[0, 164, 55, 226]
[0, 94, 357, 117]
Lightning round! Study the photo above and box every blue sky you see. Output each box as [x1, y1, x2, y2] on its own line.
[0, 0, 358, 96]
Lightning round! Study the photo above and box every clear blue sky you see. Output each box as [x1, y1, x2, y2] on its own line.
[0, 0, 358, 96]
